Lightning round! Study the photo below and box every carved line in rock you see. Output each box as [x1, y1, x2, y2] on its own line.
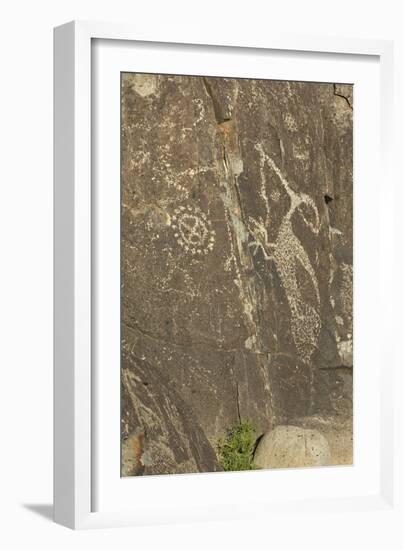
[199, 86, 275, 422]
[248, 145, 321, 364]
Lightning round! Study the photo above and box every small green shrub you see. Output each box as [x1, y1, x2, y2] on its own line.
[217, 420, 258, 472]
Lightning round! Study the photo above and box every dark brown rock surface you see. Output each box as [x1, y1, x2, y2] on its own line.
[121, 345, 221, 475]
[121, 74, 353, 474]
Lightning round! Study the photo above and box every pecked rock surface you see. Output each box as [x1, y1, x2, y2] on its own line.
[121, 74, 353, 474]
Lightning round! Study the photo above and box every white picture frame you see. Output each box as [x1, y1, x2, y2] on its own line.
[54, 20, 396, 530]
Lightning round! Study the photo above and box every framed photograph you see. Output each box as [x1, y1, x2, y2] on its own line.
[54, 21, 395, 529]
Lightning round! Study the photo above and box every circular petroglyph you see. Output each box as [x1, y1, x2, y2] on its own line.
[171, 205, 215, 255]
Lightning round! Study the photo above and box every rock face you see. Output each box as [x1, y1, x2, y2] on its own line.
[253, 425, 332, 469]
[121, 74, 353, 474]
[121, 346, 221, 475]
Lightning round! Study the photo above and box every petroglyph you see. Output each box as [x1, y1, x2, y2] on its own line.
[171, 205, 215, 255]
[130, 74, 159, 97]
[121, 74, 353, 475]
[284, 113, 298, 132]
[339, 263, 353, 323]
[248, 145, 321, 363]
[193, 98, 206, 126]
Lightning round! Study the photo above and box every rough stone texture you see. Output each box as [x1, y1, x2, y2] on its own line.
[121, 345, 221, 475]
[121, 74, 353, 475]
[253, 425, 332, 469]
[290, 413, 353, 466]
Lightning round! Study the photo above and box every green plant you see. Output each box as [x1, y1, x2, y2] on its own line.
[217, 420, 258, 471]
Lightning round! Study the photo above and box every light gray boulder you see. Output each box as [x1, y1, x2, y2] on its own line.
[254, 425, 332, 469]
